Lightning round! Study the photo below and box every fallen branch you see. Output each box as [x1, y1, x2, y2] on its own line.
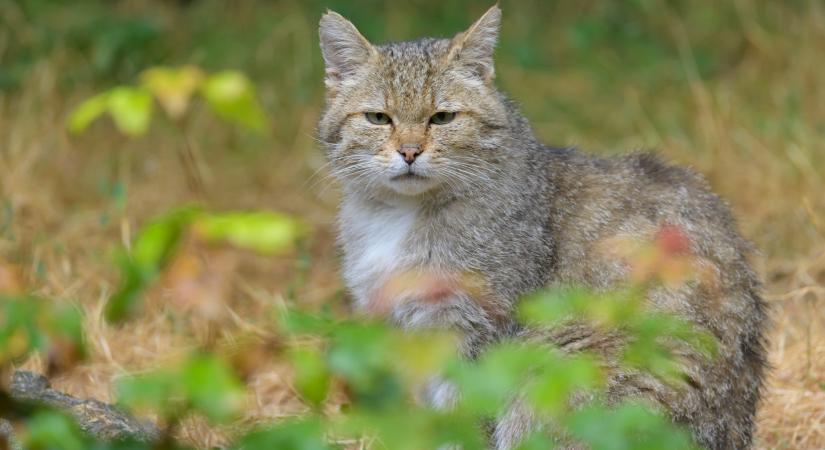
[4, 370, 160, 444]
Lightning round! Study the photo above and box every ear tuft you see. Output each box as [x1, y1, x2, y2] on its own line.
[449, 5, 501, 82]
[319, 11, 375, 84]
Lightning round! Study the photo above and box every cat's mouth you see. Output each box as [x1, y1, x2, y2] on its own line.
[385, 169, 437, 196]
[391, 172, 428, 181]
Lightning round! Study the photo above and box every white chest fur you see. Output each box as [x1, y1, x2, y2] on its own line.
[340, 201, 419, 308]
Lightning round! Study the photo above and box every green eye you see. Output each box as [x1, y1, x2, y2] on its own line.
[430, 111, 457, 125]
[365, 112, 392, 125]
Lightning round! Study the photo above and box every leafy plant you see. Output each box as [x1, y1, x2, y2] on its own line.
[116, 352, 246, 424]
[0, 295, 85, 373]
[68, 66, 266, 136]
[1, 211, 710, 450]
[67, 65, 268, 197]
[105, 206, 304, 323]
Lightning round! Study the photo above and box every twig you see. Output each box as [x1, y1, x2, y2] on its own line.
[7, 370, 160, 443]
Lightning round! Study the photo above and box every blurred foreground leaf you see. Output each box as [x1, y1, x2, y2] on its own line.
[233, 419, 330, 450]
[622, 312, 716, 384]
[566, 401, 698, 450]
[67, 92, 109, 134]
[288, 347, 330, 408]
[181, 353, 246, 422]
[22, 410, 87, 450]
[68, 87, 153, 136]
[194, 211, 304, 255]
[140, 66, 205, 120]
[68, 66, 267, 137]
[279, 309, 337, 335]
[525, 353, 602, 416]
[117, 353, 245, 423]
[448, 343, 551, 415]
[518, 286, 715, 387]
[201, 71, 267, 131]
[106, 206, 302, 323]
[107, 87, 153, 136]
[0, 295, 85, 369]
[106, 206, 201, 323]
[336, 408, 484, 450]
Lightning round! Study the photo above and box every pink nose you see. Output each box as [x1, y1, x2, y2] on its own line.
[398, 143, 423, 164]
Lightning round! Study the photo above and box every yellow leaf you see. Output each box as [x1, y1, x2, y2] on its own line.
[141, 66, 205, 120]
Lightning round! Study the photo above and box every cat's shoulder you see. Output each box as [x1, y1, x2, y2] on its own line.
[546, 148, 710, 203]
[547, 148, 746, 257]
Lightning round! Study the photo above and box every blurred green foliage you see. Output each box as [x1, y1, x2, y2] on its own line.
[0, 295, 85, 368]
[105, 206, 304, 322]
[2, 207, 708, 449]
[116, 352, 246, 423]
[23, 411, 88, 450]
[68, 67, 267, 136]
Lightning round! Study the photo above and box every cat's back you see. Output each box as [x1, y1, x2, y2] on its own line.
[542, 149, 752, 287]
[537, 148, 767, 448]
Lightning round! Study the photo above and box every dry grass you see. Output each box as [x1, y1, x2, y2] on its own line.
[1, 1, 824, 448]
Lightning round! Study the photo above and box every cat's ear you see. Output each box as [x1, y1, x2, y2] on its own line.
[448, 5, 502, 82]
[319, 11, 376, 86]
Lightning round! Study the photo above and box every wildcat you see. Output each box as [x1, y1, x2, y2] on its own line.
[317, 6, 767, 449]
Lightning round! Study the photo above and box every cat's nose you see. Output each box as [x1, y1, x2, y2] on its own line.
[398, 143, 423, 164]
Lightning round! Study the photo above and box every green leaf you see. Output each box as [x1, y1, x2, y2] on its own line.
[519, 287, 644, 328]
[67, 92, 109, 134]
[279, 309, 336, 336]
[106, 206, 201, 322]
[288, 347, 330, 408]
[518, 287, 590, 326]
[326, 322, 407, 410]
[68, 67, 266, 137]
[140, 65, 204, 119]
[565, 401, 698, 450]
[0, 295, 42, 364]
[392, 331, 456, 385]
[116, 353, 245, 423]
[327, 322, 392, 384]
[104, 260, 146, 324]
[130, 207, 199, 271]
[43, 301, 88, 366]
[182, 353, 246, 422]
[621, 312, 717, 386]
[200, 71, 267, 131]
[336, 408, 485, 450]
[526, 354, 601, 416]
[234, 419, 330, 450]
[514, 432, 557, 450]
[116, 368, 181, 418]
[0, 296, 86, 366]
[448, 343, 550, 415]
[107, 87, 153, 136]
[194, 211, 303, 255]
[22, 410, 88, 450]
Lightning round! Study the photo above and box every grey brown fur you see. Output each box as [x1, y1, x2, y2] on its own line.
[317, 6, 767, 449]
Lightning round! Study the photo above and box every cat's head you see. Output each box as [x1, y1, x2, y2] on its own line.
[317, 6, 513, 199]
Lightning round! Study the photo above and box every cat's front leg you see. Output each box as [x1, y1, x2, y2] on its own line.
[491, 400, 540, 450]
[421, 376, 461, 411]
[365, 269, 507, 347]
[422, 377, 542, 450]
